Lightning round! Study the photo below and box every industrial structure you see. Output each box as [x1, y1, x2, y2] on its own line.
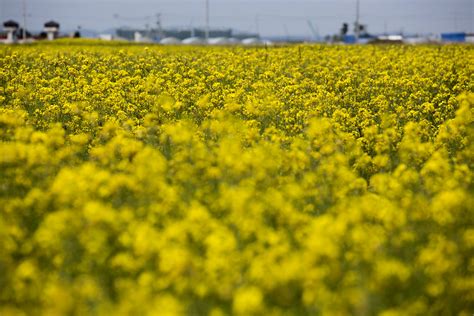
[44, 20, 60, 40]
[3, 20, 19, 43]
[115, 27, 258, 42]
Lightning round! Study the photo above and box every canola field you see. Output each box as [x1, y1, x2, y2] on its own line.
[1, 42, 473, 315]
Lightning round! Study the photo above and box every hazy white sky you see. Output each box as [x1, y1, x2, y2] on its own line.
[1, 0, 473, 36]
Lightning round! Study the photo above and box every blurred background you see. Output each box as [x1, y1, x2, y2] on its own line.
[1, 0, 473, 43]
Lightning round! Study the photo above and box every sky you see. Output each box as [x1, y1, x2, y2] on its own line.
[1, 0, 473, 37]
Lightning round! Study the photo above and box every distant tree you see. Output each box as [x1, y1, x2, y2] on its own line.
[341, 23, 349, 36]
[332, 34, 341, 42]
[16, 28, 31, 39]
[354, 23, 367, 35]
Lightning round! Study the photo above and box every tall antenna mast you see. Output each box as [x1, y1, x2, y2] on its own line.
[156, 13, 164, 38]
[205, 0, 209, 41]
[355, 0, 360, 41]
[22, 0, 27, 41]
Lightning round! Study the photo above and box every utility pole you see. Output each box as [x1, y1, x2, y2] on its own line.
[189, 18, 195, 37]
[283, 24, 289, 42]
[205, 0, 209, 41]
[22, 0, 27, 41]
[355, 0, 360, 41]
[255, 14, 260, 36]
[156, 13, 164, 39]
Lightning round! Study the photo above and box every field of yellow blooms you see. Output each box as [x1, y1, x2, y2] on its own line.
[1, 42, 473, 315]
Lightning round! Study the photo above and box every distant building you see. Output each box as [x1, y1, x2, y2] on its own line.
[3, 20, 19, 43]
[441, 32, 466, 42]
[44, 20, 60, 40]
[116, 27, 258, 42]
[467, 33, 474, 43]
[343, 33, 375, 44]
[99, 34, 114, 41]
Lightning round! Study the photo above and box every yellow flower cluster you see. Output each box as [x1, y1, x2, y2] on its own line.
[1, 42, 473, 315]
